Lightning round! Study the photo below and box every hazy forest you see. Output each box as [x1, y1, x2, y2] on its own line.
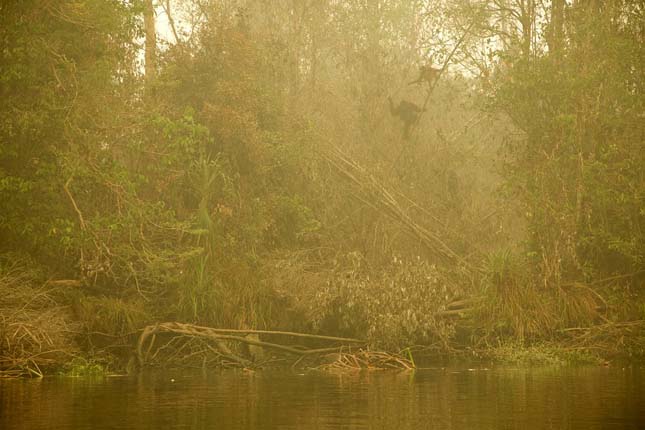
[1, 0, 643, 377]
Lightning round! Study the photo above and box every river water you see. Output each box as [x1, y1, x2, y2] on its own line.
[1, 366, 643, 429]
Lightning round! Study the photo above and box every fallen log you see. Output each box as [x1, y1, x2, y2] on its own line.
[136, 322, 367, 367]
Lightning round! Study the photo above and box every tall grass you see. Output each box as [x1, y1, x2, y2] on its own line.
[477, 249, 601, 344]
[0, 254, 79, 376]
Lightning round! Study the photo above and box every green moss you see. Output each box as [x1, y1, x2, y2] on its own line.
[59, 358, 109, 377]
[488, 342, 603, 366]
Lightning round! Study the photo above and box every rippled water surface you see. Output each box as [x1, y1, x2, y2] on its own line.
[1, 366, 643, 429]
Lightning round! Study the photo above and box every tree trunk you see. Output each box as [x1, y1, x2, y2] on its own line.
[143, 0, 157, 85]
[520, 0, 534, 58]
[550, 0, 565, 55]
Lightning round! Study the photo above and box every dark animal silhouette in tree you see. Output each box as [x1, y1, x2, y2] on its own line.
[408, 65, 441, 87]
[388, 97, 425, 139]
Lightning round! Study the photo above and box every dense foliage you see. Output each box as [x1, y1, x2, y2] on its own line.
[1, 0, 643, 374]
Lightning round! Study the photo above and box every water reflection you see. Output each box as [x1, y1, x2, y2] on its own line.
[1, 367, 643, 429]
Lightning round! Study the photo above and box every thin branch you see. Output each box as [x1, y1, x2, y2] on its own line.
[64, 177, 86, 230]
[160, 0, 182, 45]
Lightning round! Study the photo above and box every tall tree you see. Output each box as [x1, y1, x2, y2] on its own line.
[550, 0, 565, 55]
[144, 0, 157, 85]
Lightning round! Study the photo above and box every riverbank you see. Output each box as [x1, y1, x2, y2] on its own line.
[2, 253, 644, 378]
[2, 0, 643, 383]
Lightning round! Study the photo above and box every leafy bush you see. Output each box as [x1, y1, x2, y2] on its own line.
[313, 252, 464, 350]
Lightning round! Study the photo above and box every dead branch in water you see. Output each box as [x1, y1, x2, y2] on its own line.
[136, 322, 367, 368]
[315, 350, 415, 372]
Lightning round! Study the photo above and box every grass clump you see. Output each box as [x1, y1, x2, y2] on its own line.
[488, 342, 602, 366]
[0, 254, 79, 377]
[476, 250, 602, 343]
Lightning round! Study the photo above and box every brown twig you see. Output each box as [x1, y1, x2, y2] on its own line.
[64, 177, 86, 230]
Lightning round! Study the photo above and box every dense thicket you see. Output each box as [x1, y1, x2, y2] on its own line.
[1, 0, 643, 374]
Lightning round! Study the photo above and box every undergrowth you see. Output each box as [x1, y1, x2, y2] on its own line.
[486, 342, 603, 366]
